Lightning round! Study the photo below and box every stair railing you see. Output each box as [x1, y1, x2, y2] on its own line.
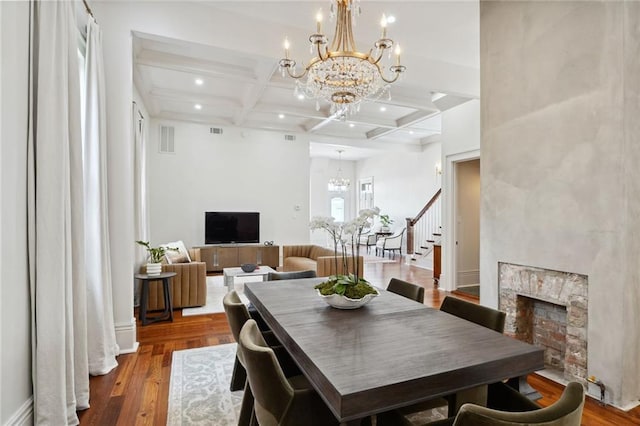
[405, 188, 441, 255]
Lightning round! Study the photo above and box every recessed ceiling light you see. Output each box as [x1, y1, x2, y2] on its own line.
[194, 104, 202, 110]
[409, 130, 414, 134]
[297, 94, 305, 100]
[278, 113, 285, 119]
[380, 106, 387, 112]
[349, 123, 355, 128]
[386, 15, 396, 24]
[195, 78, 204, 85]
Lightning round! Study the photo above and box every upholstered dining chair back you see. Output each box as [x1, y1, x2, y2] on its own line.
[387, 278, 425, 303]
[239, 320, 294, 425]
[453, 381, 585, 426]
[440, 296, 506, 333]
[223, 291, 251, 344]
[222, 290, 253, 397]
[239, 320, 339, 426]
[267, 270, 317, 281]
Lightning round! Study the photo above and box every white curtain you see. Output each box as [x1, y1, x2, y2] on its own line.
[28, 1, 88, 424]
[28, 3, 118, 424]
[84, 16, 119, 375]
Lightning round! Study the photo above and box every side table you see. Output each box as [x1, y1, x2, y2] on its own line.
[135, 272, 176, 326]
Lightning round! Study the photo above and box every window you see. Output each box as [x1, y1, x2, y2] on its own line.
[359, 177, 374, 210]
[330, 197, 345, 222]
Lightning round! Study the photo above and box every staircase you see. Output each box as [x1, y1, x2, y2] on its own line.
[405, 189, 441, 258]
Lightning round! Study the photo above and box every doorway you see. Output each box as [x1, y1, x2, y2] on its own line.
[454, 159, 480, 297]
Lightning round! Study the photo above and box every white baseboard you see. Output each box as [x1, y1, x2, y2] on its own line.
[456, 269, 479, 286]
[115, 317, 138, 354]
[6, 396, 33, 426]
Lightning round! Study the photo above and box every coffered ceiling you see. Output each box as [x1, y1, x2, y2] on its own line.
[132, 1, 480, 159]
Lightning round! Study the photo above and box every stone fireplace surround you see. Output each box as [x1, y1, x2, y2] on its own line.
[498, 262, 588, 385]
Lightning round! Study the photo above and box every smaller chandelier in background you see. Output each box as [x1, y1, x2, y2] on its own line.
[279, 0, 406, 117]
[328, 150, 350, 192]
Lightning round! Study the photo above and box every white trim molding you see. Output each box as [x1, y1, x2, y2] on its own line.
[115, 317, 139, 354]
[456, 269, 480, 286]
[441, 148, 480, 292]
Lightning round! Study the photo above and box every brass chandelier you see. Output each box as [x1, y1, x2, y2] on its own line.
[328, 150, 350, 192]
[279, 0, 406, 117]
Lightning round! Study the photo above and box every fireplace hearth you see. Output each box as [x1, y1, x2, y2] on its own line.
[498, 263, 588, 385]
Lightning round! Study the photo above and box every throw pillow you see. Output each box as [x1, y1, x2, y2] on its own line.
[162, 240, 192, 264]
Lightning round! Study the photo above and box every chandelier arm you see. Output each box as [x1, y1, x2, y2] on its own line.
[369, 49, 384, 65]
[379, 71, 401, 84]
[285, 65, 309, 80]
[316, 43, 329, 62]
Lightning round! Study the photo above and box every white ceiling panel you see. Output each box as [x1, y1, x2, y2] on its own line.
[132, 1, 479, 159]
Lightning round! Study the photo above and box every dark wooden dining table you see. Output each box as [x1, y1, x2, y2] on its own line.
[244, 279, 544, 425]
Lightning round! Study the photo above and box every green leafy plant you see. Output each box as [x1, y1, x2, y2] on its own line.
[136, 240, 177, 263]
[310, 207, 380, 298]
[379, 214, 394, 227]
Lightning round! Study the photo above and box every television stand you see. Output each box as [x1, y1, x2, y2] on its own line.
[195, 244, 279, 272]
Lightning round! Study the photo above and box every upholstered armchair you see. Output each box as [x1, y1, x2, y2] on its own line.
[141, 248, 207, 310]
[375, 228, 406, 258]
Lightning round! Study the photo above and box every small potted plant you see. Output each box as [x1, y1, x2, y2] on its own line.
[379, 214, 394, 232]
[136, 240, 177, 276]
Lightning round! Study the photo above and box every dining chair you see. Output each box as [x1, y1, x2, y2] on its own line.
[376, 227, 405, 258]
[238, 319, 340, 426]
[378, 382, 584, 425]
[387, 278, 424, 303]
[266, 270, 317, 280]
[439, 296, 506, 333]
[359, 233, 377, 254]
[223, 291, 297, 426]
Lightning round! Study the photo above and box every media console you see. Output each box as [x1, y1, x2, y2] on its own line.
[195, 244, 279, 272]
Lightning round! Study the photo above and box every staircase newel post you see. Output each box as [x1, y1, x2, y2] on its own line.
[406, 218, 414, 255]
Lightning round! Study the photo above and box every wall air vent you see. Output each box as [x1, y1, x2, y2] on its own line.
[284, 134, 296, 141]
[159, 125, 175, 153]
[210, 127, 223, 135]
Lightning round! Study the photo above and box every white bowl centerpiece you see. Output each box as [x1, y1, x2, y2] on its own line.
[310, 207, 380, 309]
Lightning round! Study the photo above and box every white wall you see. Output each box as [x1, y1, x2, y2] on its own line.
[355, 143, 442, 231]
[480, 0, 640, 407]
[1, 1, 33, 423]
[147, 120, 311, 248]
[440, 99, 480, 291]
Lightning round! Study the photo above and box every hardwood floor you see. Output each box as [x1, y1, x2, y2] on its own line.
[78, 259, 640, 425]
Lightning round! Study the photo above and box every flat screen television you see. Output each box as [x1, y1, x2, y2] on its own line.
[205, 212, 260, 244]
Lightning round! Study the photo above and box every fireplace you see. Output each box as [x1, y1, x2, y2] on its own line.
[498, 263, 588, 384]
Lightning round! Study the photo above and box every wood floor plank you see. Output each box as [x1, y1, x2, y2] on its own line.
[79, 258, 640, 425]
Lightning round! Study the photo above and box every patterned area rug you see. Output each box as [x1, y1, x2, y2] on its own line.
[167, 344, 242, 426]
[167, 344, 448, 425]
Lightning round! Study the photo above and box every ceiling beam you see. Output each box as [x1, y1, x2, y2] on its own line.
[366, 110, 439, 140]
[234, 62, 279, 126]
[136, 49, 258, 83]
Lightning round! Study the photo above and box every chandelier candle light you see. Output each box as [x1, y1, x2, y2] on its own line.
[279, 0, 406, 117]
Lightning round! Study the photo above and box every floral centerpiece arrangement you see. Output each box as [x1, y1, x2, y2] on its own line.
[310, 207, 380, 307]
